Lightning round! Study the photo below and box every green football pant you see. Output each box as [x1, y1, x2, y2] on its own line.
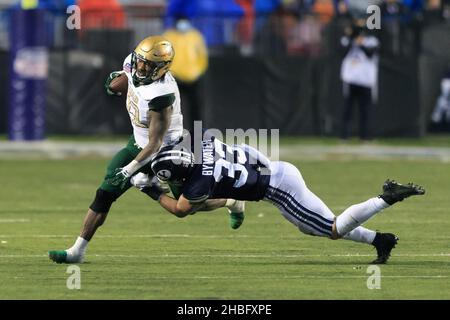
[99, 136, 153, 198]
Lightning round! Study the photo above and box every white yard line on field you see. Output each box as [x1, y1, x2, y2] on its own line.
[172, 275, 450, 279]
[1, 233, 450, 243]
[92, 253, 450, 258]
[0, 219, 30, 223]
[0, 257, 446, 280]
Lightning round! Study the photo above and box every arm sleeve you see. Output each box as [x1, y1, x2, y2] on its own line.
[148, 93, 176, 111]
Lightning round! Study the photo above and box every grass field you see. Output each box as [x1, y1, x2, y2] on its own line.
[0, 154, 449, 299]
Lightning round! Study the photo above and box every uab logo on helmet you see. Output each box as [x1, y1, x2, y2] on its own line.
[157, 169, 172, 181]
[131, 35, 175, 84]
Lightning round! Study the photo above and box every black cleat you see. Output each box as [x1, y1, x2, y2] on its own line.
[379, 179, 425, 205]
[371, 232, 398, 264]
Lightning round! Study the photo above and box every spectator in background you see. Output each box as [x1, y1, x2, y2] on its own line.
[16, 0, 76, 10]
[11, 0, 77, 47]
[163, 16, 209, 132]
[254, 5, 291, 56]
[78, 0, 126, 31]
[288, 12, 323, 56]
[340, 19, 380, 141]
[380, 0, 412, 21]
[255, 1, 324, 56]
[430, 68, 450, 131]
[380, 0, 418, 25]
[165, 0, 244, 51]
[424, 0, 447, 22]
[313, 0, 335, 24]
[235, 0, 256, 55]
[402, 0, 424, 13]
[380, 0, 418, 56]
[444, 0, 450, 20]
[253, 0, 282, 37]
[343, 0, 383, 18]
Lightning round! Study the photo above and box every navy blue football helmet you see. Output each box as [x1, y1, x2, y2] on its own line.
[151, 146, 194, 186]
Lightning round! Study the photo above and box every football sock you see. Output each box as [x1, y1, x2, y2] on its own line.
[225, 199, 245, 213]
[66, 236, 88, 261]
[225, 199, 237, 209]
[343, 226, 377, 244]
[335, 197, 389, 236]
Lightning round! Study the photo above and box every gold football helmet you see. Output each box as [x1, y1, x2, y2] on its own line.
[131, 35, 175, 84]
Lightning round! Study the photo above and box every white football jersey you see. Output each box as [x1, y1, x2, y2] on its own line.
[122, 54, 183, 149]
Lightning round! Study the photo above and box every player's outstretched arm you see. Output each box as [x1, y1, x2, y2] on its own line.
[191, 199, 227, 212]
[158, 194, 194, 218]
[157, 195, 227, 218]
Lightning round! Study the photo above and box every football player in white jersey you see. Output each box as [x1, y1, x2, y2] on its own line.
[48, 36, 244, 264]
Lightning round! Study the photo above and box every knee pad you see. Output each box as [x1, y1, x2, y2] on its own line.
[89, 189, 117, 213]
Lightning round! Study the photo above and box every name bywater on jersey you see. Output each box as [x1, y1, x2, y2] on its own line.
[202, 140, 214, 176]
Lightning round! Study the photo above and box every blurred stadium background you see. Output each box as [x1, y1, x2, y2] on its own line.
[1, 0, 450, 301]
[0, 0, 449, 139]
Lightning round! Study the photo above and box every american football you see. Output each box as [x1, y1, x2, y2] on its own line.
[109, 73, 128, 96]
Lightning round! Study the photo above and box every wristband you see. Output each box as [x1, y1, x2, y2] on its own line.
[123, 160, 142, 176]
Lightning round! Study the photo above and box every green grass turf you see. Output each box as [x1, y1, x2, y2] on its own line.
[0, 157, 449, 299]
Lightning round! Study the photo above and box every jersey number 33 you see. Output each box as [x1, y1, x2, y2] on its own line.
[213, 139, 248, 188]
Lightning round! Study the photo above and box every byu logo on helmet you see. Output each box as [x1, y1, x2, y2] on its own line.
[157, 169, 172, 181]
[151, 147, 194, 185]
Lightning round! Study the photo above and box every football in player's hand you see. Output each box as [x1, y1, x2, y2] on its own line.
[109, 73, 128, 96]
